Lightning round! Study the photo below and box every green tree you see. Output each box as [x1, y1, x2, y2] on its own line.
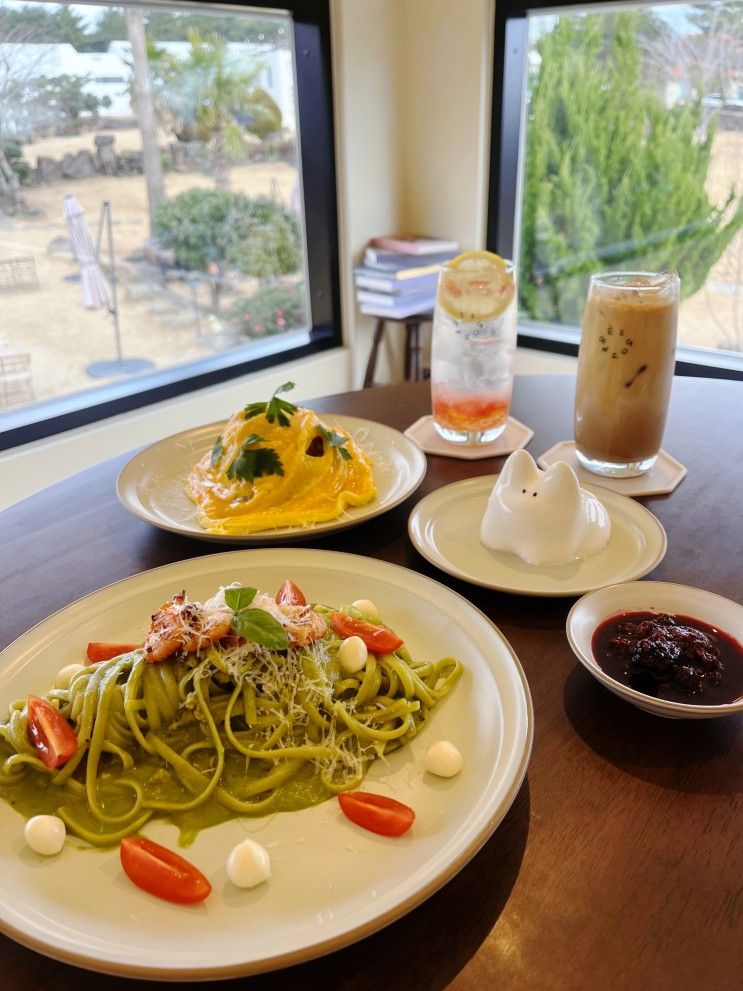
[153, 188, 300, 308]
[687, 1, 742, 35]
[148, 29, 282, 187]
[0, 2, 88, 46]
[84, 6, 288, 48]
[519, 11, 743, 326]
[84, 7, 128, 51]
[28, 74, 111, 132]
[145, 12, 287, 46]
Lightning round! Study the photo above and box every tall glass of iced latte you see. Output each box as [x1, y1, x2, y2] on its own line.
[574, 272, 679, 477]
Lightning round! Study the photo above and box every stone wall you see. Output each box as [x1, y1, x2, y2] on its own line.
[32, 136, 146, 184]
[25, 132, 297, 186]
[24, 134, 296, 185]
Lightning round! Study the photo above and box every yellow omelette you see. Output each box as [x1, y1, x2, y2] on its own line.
[186, 404, 377, 534]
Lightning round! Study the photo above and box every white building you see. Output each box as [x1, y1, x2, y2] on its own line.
[0, 42, 130, 133]
[0, 39, 295, 137]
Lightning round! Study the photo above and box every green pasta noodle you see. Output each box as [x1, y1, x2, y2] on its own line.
[0, 584, 463, 847]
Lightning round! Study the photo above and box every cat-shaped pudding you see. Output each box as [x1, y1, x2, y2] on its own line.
[480, 450, 611, 566]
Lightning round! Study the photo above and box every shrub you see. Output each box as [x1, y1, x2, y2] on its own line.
[153, 188, 301, 278]
[230, 281, 307, 339]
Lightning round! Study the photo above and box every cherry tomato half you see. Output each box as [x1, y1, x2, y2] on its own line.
[330, 613, 404, 654]
[27, 695, 78, 769]
[86, 642, 139, 663]
[275, 580, 306, 607]
[338, 791, 415, 837]
[120, 836, 212, 905]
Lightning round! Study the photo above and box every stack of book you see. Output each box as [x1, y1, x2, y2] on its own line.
[354, 235, 459, 319]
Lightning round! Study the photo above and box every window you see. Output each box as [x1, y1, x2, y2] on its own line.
[0, 0, 339, 447]
[489, 0, 743, 378]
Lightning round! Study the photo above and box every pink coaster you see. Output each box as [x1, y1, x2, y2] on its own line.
[537, 441, 687, 496]
[404, 415, 534, 460]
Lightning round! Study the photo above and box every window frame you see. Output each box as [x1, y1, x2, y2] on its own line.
[0, 0, 341, 450]
[487, 0, 743, 381]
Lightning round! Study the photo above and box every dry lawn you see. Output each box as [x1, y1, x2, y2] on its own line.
[0, 127, 299, 406]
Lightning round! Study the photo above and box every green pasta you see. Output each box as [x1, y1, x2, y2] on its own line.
[0, 586, 462, 847]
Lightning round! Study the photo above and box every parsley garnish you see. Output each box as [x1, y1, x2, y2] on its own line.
[225, 585, 288, 650]
[226, 443, 284, 484]
[243, 381, 297, 427]
[317, 424, 353, 461]
[210, 435, 224, 467]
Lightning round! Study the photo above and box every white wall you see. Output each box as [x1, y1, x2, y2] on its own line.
[331, 0, 406, 385]
[400, 0, 494, 250]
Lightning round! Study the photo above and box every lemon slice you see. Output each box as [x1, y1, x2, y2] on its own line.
[438, 250, 515, 321]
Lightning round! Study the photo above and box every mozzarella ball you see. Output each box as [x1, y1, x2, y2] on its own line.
[424, 741, 463, 778]
[25, 815, 66, 855]
[338, 635, 368, 673]
[54, 663, 85, 690]
[227, 837, 271, 889]
[351, 599, 379, 621]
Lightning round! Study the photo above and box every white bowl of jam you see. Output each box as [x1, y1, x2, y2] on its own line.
[566, 582, 743, 719]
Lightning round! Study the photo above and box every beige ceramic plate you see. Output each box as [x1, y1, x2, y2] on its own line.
[117, 415, 427, 542]
[408, 476, 667, 597]
[0, 548, 533, 979]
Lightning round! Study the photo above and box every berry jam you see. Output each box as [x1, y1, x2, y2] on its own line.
[592, 611, 743, 705]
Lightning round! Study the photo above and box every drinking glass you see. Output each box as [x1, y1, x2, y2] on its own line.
[574, 271, 679, 477]
[430, 254, 517, 444]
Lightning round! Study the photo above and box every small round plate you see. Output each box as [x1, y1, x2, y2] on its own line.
[407, 476, 666, 597]
[566, 581, 743, 719]
[117, 415, 427, 543]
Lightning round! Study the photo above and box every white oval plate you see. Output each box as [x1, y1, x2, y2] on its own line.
[408, 476, 667, 597]
[117, 415, 427, 543]
[0, 549, 533, 979]
[566, 581, 743, 719]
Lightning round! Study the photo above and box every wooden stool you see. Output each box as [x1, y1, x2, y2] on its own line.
[363, 311, 433, 388]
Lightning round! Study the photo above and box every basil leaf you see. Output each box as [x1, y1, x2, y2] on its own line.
[231, 608, 289, 650]
[224, 586, 257, 612]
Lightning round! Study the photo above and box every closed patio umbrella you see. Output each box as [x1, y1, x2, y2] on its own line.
[62, 195, 152, 377]
[63, 193, 112, 309]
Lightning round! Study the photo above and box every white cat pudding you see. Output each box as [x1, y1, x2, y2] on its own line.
[480, 450, 611, 566]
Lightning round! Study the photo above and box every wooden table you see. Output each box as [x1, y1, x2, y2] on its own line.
[1, 375, 741, 991]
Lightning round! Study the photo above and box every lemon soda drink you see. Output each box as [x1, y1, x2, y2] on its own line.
[430, 252, 517, 444]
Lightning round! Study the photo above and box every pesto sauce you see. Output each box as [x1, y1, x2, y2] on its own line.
[0, 739, 339, 847]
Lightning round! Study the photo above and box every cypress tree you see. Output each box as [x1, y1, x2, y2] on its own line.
[519, 11, 743, 327]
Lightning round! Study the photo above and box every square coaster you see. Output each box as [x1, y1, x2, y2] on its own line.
[404, 415, 534, 460]
[537, 441, 686, 496]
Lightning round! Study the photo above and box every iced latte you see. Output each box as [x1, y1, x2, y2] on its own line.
[574, 272, 679, 476]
